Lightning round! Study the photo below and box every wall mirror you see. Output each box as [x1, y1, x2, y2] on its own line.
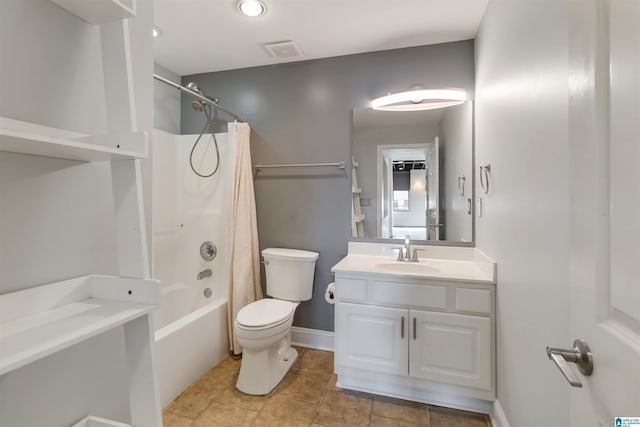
[351, 101, 473, 244]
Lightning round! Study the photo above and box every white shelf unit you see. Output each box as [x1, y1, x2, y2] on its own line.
[0, 2, 161, 426]
[0, 117, 147, 162]
[0, 275, 159, 377]
[49, 0, 136, 25]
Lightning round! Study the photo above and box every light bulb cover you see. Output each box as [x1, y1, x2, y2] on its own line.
[371, 89, 467, 111]
[238, 0, 266, 17]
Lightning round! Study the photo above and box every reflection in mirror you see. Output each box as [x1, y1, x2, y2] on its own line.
[352, 101, 473, 243]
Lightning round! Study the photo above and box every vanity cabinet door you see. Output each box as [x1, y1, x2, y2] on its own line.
[409, 310, 492, 392]
[335, 302, 408, 376]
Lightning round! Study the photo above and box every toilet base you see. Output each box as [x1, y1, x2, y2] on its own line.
[235, 339, 298, 395]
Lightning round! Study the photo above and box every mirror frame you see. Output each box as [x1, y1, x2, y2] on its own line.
[349, 102, 476, 247]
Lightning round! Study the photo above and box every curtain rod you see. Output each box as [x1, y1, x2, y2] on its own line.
[153, 74, 246, 123]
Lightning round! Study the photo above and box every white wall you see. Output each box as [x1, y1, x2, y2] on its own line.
[0, 1, 153, 425]
[440, 102, 473, 242]
[475, 1, 570, 426]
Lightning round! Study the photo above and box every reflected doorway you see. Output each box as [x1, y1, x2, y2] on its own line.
[377, 139, 441, 240]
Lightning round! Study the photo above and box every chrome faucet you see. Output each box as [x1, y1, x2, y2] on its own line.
[197, 269, 212, 280]
[395, 235, 418, 262]
[395, 235, 429, 262]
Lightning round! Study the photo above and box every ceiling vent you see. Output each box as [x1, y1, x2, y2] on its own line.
[264, 41, 304, 59]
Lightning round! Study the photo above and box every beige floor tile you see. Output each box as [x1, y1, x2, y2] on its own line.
[192, 400, 258, 427]
[326, 374, 341, 391]
[372, 396, 429, 425]
[274, 368, 332, 403]
[197, 360, 240, 392]
[429, 405, 490, 427]
[294, 349, 334, 374]
[211, 385, 270, 412]
[162, 412, 193, 427]
[313, 390, 373, 426]
[370, 414, 422, 427]
[165, 382, 219, 419]
[252, 394, 318, 426]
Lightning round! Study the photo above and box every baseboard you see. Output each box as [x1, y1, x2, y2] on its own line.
[490, 400, 510, 427]
[291, 326, 334, 351]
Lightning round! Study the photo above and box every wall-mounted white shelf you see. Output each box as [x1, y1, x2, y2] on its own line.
[49, 0, 136, 25]
[0, 117, 147, 162]
[0, 275, 160, 377]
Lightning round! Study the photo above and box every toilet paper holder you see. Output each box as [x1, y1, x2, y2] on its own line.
[324, 282, 335, 304]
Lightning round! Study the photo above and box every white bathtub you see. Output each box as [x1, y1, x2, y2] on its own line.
[154, 295, 229, 408]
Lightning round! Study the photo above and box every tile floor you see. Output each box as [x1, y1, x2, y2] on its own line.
[163, 348, 492, 427]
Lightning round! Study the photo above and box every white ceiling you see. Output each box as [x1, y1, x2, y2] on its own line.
[153, 0, 489, 76]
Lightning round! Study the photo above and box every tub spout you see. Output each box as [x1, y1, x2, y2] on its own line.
[197, 269, 212, 280]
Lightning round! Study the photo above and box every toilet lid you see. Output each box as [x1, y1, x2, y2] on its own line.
[236, 299, 295, 329]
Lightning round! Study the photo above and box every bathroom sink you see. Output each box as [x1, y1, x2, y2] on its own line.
[375, 262, 440, 275]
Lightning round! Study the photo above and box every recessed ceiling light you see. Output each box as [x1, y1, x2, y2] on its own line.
[238, 0, 266, 17]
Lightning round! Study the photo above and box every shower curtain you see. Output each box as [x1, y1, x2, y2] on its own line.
[226, 122, 263, 355]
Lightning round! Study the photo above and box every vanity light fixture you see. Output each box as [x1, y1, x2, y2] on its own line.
[371, 89, 467, 111]
[152, 27, 161, 38]
[238, 0, 267, 17]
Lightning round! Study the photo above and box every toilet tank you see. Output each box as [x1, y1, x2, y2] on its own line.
[262, 248, 319, 302]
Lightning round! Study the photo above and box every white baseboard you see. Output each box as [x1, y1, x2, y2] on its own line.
[291, 326, 334, 351]
[490, 400, 510, 427]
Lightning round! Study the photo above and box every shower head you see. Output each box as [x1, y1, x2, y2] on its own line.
[186, 82, 206, 112]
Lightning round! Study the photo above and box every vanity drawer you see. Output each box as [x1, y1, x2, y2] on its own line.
[455, 288, 492, 314]
[335, 277, 367, 302]
[369, 280, 447, 310]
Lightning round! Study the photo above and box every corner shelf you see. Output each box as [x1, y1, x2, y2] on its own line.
[0, 275, 160, 376]
[0, 117, 147, 162]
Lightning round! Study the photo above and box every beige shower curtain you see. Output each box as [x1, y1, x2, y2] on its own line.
[226, 122, 263, 355]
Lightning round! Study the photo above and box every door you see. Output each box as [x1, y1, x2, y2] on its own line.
[567, 1, 640, 424]
[409, 310, 491, 391]
[335, 302, 408, 376]
[426, 137, 441, 240]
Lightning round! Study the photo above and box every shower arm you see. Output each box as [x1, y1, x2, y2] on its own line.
[153, 73, 246, 123]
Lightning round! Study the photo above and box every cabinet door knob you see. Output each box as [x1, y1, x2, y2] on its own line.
[401, 316, 405, 338]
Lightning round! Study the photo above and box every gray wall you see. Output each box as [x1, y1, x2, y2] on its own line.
[181, 41, 475, 331]
[475, 1, 570, 425]
[0, 0, 153, 425]
[154, 63, 181, 134]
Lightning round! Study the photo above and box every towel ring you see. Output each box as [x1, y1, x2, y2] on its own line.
[457, 175, 466, 196]
[480, 164, 491, 194]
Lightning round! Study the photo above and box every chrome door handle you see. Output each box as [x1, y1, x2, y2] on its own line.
[546, 339, 593, 388]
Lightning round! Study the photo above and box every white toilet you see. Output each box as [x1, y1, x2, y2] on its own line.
[234, 247, 319, 395]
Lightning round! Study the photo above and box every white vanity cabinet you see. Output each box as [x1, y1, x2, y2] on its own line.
[334, 272, 496, 413]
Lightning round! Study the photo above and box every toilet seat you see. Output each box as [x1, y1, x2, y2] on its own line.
[236, 299, 296, 330]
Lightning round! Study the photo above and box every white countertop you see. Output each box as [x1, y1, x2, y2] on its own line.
[332, 243, 496, 284]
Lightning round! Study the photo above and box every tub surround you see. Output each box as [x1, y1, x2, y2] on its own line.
[332, 242, 496, 415]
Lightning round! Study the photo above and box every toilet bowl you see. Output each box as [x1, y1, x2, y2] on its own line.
[234, 248, 318, 395]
